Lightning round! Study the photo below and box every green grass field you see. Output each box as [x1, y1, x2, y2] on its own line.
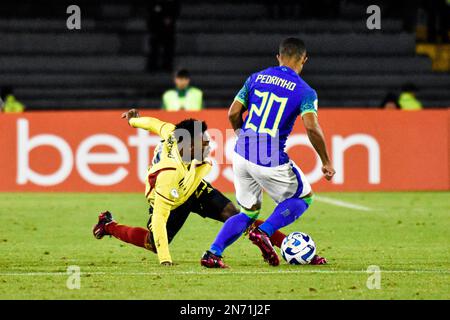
[0, 192, 448, 300]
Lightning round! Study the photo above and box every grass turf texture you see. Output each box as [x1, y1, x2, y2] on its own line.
[0, 192, 448, 300]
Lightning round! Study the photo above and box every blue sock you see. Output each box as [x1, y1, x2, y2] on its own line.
[259, 198, 309, 237]
[209, 212, 254, 257]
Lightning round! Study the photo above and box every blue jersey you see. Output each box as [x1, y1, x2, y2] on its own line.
[234, 66, 318, 167]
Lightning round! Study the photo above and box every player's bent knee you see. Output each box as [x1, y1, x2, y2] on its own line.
[246, 202, 261, 211]
[302, 193, 314, 206]
[240, 206, 261, 219]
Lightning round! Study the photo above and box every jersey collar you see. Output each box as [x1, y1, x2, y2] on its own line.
[276, 65, 298, 77]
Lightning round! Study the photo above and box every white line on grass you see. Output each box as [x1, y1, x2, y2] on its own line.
[0, 270, 448, 276]
[315, 195, 373, 211]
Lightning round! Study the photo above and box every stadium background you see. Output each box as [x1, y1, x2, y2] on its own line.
[0, 0, 449, 193]
[0, 0, 449, 110]
[0, 0, 449, 301]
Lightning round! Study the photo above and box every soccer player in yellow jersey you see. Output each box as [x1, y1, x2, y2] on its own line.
[92, 109, 287, 266]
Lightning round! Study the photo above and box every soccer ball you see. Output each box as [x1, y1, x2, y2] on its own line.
[281, 232, 316, 265]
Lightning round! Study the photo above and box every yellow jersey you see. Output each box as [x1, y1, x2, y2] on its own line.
[129, 117, 211, 264]
[398, 92, 423, 111]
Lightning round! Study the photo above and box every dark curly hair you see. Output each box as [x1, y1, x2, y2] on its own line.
[174, 118, 207, 143]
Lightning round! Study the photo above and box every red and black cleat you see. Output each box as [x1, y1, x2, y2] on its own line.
[310, 254, 327, 265]
[248, 228, 280, 266]
[92, 211, 115, 239]
[200, 251, 229, 269]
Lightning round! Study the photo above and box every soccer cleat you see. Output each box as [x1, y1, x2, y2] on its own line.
[248, 228, 280, 266]
[200, 251, 229, 269]
[93, 211, 115, 239]
[310, 254, 327, 265]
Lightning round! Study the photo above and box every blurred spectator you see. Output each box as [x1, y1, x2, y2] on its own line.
[381, 92, 400, 109]
[147, 0, 180, 72]
[1, 86, 25, 113]
[162, 69, 203, 111]
[398, 83, 423, 110]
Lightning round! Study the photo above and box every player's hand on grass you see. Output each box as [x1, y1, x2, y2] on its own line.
[121, 108, 140, 121]
[322, 163, 335, 181]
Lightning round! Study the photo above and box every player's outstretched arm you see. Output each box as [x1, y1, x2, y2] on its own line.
[152, 196, 174, 266]
[228, 100, 246, 133]
[121, 108, 174, 139]
[302, 113, 335, 181]
[151, 170, 179, 266]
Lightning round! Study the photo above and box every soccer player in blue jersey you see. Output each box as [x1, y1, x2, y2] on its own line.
[201, 38, 335, 268]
